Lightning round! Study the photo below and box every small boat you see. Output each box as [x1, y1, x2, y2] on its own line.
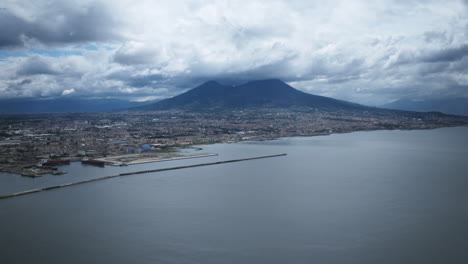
[42, 159, 70, 166]
[81, 159, 105, 167]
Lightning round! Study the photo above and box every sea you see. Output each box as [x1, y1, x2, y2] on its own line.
[1, 126, 467, 264]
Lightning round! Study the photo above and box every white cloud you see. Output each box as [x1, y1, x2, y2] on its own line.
[62, 88, 75, 95]
[130, 95, 163, 102]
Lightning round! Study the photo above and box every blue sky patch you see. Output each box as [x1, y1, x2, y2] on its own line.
[29, 49, 83, 57]
[0, 51, 28, 59]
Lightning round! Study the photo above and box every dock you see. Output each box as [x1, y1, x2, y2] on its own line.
[0, 153, 286, 200]
[93, 153, 219, 166]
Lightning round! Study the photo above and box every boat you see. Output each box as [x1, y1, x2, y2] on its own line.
[42, 159, 70, 166]
[81, 159, 105, 167]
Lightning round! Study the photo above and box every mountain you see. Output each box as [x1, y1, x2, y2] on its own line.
[136, 79, 367, 111]
[382, 98, 468, 116]
[0, 98, 157, 114]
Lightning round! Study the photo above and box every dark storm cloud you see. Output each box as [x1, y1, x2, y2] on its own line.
[421, 44, 468, 63]
[391, 44, 468, 68]
[16, 56, 57, 76]
[0, 2, 119, 48]
[20, 79, 33, 85]
[0, 11, 27, 47]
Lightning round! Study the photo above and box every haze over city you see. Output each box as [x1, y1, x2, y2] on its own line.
[1, 0, 468, 106]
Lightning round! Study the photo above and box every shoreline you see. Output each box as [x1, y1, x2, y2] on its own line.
[193, 124, 468, 146]
[1, 125, 467, 177]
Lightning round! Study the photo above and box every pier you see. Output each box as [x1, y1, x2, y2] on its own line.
[0, 153, 286, 200]
[100, 153, 219, 166]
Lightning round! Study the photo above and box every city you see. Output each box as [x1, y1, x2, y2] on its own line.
[1, 108, 466, 176]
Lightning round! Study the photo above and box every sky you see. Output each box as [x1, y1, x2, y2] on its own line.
[0, 0, 467, 105]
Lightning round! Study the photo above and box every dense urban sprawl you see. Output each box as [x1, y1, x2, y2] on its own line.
[1, 108, 467, 175]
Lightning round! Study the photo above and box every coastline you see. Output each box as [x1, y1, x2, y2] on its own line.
[193, 124, 468, 145]
[1, 124, 467, 177]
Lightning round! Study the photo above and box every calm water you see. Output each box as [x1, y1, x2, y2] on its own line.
[1, 127, 468, 264]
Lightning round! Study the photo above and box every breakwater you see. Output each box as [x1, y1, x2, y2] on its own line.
[0, 153, 286, 200]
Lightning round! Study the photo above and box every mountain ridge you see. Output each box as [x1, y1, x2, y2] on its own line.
[136, 79, 367, 111]
[382, 98, 468, 116]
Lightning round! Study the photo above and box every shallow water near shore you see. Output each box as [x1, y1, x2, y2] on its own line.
[1, 127, 468, 264]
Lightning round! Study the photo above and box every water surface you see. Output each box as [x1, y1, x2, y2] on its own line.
[1, 127, 467, 263]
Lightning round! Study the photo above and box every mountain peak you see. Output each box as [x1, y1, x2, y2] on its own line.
[189, 80, 226, 93]
[188, 80, 227, 94]
[136, 78, 365, 111]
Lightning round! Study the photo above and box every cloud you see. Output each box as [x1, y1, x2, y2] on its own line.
[423, 31, 451, 44]
[0, 1, 120, 48]
[0, 0, 468, 105]
[16, 56, 58, 76]
[113, 42, 163, 65]
[20, 79, 32, 85]
[421, 44, 468, 63]
[62, 88, 75, 95]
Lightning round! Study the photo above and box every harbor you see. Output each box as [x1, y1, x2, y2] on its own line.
[0, 164, 66, 178]
[0, 153, 287, 200]
[92, 152, 219, 166]
[0, 151, 218, 177]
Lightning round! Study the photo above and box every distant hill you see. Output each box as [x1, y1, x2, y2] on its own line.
[0, 98, 157, 114]
[136, 79, 368, 111]
[381, 98, 468, 116]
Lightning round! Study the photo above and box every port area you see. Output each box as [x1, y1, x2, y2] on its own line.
[0, 154, 286, 200]
[0, 151, 218, 177]
[0, 164, 65, 177]
[93, 152, 218, 166]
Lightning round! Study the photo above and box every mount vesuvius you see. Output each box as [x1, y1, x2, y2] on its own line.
[135, 79, 369, 111]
